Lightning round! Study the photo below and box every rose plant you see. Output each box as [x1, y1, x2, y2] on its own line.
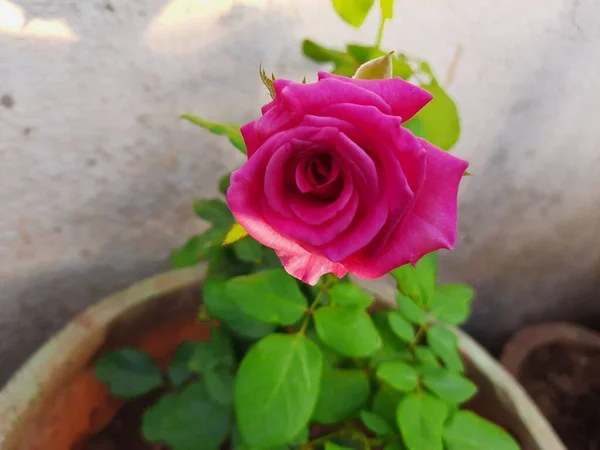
[94, 2, 519, 449]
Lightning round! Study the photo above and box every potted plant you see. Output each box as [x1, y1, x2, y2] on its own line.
[0, 1, 565, 449]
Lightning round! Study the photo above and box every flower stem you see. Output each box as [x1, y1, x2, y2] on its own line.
[375, 15, 387, 49]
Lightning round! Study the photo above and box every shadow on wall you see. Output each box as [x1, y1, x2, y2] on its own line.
[448, 0, 600, 353]
[0, 0, 312, 386]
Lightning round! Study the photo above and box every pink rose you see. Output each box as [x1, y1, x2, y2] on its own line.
[227, 72, 468, 285]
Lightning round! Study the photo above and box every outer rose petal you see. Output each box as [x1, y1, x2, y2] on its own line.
[344, 140, 468, 278]
[276, 250, 347, 285]
[318, 71, 433, 122]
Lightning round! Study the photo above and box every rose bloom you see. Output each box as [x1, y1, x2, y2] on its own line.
[227, 72, 468, 285]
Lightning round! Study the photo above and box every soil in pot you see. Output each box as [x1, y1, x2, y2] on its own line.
[518, 342, 600, 450]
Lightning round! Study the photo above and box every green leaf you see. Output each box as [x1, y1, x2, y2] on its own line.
[395, 293, 427, 326]
[204, 366, 235, 405]
[313, 369, 370, 424]
[95, 349, 163, 399]
[218, 172, 231, 195]
[387, 311, 415, 342]
[372, 386, 404, 429]
[167, 341, 195, 386]
[430, 284, 474, 325]
[414, 346, 441, 369]
[181, 114, 246, 154]
[306, 329, 345, 371]
[188, 326, 236, 374]
[232, 236, 263, 263]
[397, 393, 448, 450]
[377, 361, 419, 392]
[325, 443, 353, 450]
[302, 39, 354, 65]
[193, 199, 234, 228]
[385, 442, 406, 450]
[314, 305, 382, 357]
[142, 381, 231, 450]
[443, 411, 520, 450]
[206, 245, 254, 278]
[416, 82, 460, 151]
[346, 44, 385, 64]
[360, 410, 393, 435]
[203, 275, 274, 339]
[170, 228, 225, 268]
[290, 426, 310, 446]
[380, 0, 394, 19]
[235, 333, 323, 448]
[227, 269, 308, 325]
[370, 311, 410, 366]
[332, 0, 375, 27]
[403, 116, 425, 139]
[328, 282, 373, 308]
[427, 326, 464, 372]
[423, 370, 477, 404]
[390, 252, 438, 308]
[223, 222, 249, 245]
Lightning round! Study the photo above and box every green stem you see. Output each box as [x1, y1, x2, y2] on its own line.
[410, 324, 428, 348]
[299, 292, 323, 335]
[375, 16, 387, 49]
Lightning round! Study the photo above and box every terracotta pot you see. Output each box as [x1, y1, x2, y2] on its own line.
[500, 322, 600, 449]
[0, 267, 565, 450]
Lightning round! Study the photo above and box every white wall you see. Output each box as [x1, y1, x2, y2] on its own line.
[1, 0, 599, 383]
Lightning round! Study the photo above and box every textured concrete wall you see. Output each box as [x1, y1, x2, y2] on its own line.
[1, 0, 599, 384]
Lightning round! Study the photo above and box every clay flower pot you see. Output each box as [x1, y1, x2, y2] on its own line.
[0, 268, 564, 450]
[501, 322, 600, 450]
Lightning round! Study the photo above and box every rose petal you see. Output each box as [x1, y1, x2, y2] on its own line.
[318, 71, 432, 122]
[344, 140, 468, 278]
[276, 249, 348, 285]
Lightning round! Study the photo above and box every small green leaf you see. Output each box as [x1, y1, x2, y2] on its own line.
[360, 410, 393, 435]
[95, 349, 163, 399]
[227, 269, 308, 325]
[193, 199, 234, 228]
[370, 311, 410, 366]
[395, 293, 427, 326]
[377, 361, 419, 392]
[188, 326, 236, 374]
[167, 341, 195, 386]
[332, 0, 375, 27]
[427, 326, 464, 372]
[235, 334, 323, 448]
[204, 366, 235, 405]
[416, 81, 460, 151]
[142, 381, 231, 450]
[223, 222, 249, 245]
[313, 369, 370, 424]
[181, 114, 246, 154]
[232, 236, 263, 263]
[206, 245, 254, 278]
[391, 252, 438, 308]
[314, 305, 382, 357]
[397, 393, 448, 450]
[328, 282, 373, 308]
[302, 39, 354, 64]
[384, 442, 406, 450]
[443, 411, 520, 450]
[387, 311, 415, 342]
[423, 370, 477, 404]
[372, 386, 404, 429]
[260, 65, 276, 99]
[354, 52, 393, 80]
[290, 426, 310, 446]
[170, 228, 225, 268]
[380, 0, 395, 19]
[203, 276, 275, 339]
[430, 284, 474, 325]
[414, 346, 441, 369]
[218, 172, 231, 195]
